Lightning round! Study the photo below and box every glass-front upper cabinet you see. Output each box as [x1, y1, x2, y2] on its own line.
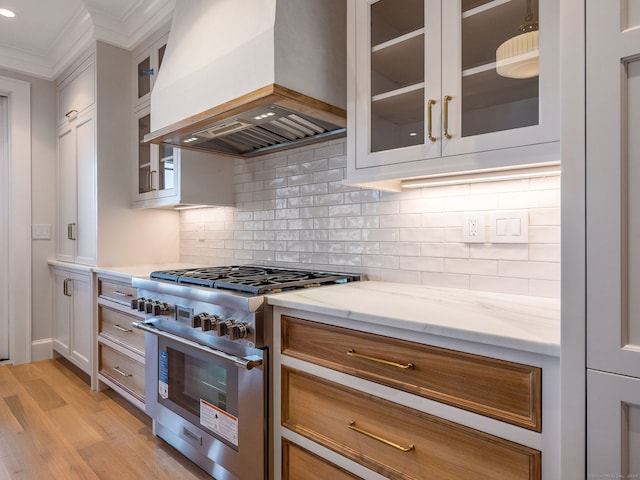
[133, 106, 177, 204]
[134, 33, 168, 108]
[349, 0, 559, 185]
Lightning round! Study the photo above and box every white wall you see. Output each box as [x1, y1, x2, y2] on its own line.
[180, 138, 560, 298]
[0, 67, 57, 350]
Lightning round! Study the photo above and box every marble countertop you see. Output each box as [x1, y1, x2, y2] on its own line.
[268, 281, 560, 357]
[91, 263, 201, 278]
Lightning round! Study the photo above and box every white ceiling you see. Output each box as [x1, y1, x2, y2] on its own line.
[0, 0, 175, 80]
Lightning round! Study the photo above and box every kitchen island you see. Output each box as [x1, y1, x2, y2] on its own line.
[269, 281, 560, 479]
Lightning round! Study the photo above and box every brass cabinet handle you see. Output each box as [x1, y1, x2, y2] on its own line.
[64, 109, 78, 120]
[112, 324, 132, 333]
[112, 366, 133, 377]
[427, 99, 437, 142]
[348, 421, 414, 452]
[150, 170, 157, 191]
[347, 349, 414, 370]
[443, 95, 453, 139]
[112, 290, 133, 298]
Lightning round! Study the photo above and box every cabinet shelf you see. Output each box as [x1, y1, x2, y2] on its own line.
[372, 29, 424, 96]
[371, 0, 424, 46]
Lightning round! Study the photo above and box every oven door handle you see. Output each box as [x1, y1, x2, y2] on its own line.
[132, 321, 263, 370]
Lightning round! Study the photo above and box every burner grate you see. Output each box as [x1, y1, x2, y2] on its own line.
[149, 265, 361, 294]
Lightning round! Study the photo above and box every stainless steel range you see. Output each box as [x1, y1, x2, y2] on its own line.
[131, 265, 361, 480]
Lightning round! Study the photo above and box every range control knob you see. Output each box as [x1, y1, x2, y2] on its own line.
[229, 323, 250, 340]
[132, 297, 146, 311]
[215, 320, 234, 337]
[192, 312, 209, 329]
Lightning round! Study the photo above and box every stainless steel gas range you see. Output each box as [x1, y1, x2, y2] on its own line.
[131, 265, 361, 480]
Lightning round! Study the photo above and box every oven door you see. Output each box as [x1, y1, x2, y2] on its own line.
[137, 321, 266, 480]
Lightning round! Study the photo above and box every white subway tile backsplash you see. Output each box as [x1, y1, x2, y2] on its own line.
[180, 140, 561, 298]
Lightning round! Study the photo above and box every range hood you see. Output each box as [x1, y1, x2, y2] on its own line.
[145, 0, 347, 158]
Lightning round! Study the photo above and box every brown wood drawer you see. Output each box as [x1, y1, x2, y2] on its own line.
[98, 278, 136, 306]
[281, 316, 541, 431]
[282, 367, 540, 480]
[98, 305, 145, 356]
[282, 439, 361, 480]
[99, 344, 145, 402]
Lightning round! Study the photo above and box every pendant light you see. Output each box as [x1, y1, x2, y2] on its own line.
[495, 0, 539, 79]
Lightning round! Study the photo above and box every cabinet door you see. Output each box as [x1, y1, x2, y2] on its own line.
[586, 0, 640, 379]
[56, 124, 77, 263]
[75, 110, 96, 265]
[133, 105, 179, 206]
[133, 34, 168, 108]
[52, 270, 72, 357]
[355, 0, 441, 169]
[69, 272, 91, 373]
[587, 370, 640, 477]
[440, 0, 559, 157]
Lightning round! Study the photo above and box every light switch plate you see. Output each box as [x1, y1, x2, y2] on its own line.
[32, 224, 51, 240]
[488, 211, 528, 243]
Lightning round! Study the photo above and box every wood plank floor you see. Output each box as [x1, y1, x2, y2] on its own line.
[0, 359, 212, 480]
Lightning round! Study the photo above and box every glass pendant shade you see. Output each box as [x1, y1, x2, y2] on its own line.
[496, 30, 539, 79]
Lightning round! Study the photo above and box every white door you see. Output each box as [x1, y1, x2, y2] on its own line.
[0, 95, 8, 361]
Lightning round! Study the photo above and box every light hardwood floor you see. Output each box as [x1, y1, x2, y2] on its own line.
[0, 359, 212, 480]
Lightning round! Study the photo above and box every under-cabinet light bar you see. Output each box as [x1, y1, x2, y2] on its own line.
[400, 164, 560, 189]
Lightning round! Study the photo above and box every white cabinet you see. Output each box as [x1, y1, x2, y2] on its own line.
[52, 266, 92, 375]
[131, 31, 235, 209]
[96, 274, 146, 410]
[586, 0, 640, 476]
[56, 57, 97, 265]
[346, 0, 560, 189]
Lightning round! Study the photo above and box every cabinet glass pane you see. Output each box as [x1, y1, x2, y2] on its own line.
[370, 0, 425, 152]
[159, 145, 175, 191]
[137, 56, 151, 99]
[461, 0, 539, 137]
[138, 114, 151, 194]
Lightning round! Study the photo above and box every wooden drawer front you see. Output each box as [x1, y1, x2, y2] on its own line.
[98, 278, 136, 306]
[99, 344, 145, 401]
[282, 440, 361, 480]
[282, 316, 541, 431]
[282, 367, 540, 480]
[99, 306, 145, 356]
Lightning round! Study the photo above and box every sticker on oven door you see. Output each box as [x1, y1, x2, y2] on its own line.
[200, 400, 238, 447]
[158, 350, 169, 399]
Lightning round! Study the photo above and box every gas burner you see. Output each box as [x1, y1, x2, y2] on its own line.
[149, 265, 361, 295]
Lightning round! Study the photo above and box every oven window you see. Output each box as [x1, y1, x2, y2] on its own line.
[167, 346, 229, 415]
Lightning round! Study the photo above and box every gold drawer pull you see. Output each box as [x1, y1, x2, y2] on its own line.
[347, 349, 414, 370]
[348, 420, 414, 452]
[112, 366, 132, 377]
[112, 290, 133, 298]
[112, 324, 132, 333]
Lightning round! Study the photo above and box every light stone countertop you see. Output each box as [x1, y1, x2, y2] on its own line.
[268, 281, 560, 357]
[91, 263, 202, 279]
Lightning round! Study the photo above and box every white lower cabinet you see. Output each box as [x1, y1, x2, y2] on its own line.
[273, 308, 560, 479]
[51, 265, 92, 374]
[96, 274, 146, 410]
[587, 370, 640, 476]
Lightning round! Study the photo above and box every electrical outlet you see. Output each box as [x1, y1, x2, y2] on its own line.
[462, 214, 485, 243]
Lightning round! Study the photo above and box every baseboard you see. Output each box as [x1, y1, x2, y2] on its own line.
[31, 338, 53, 362]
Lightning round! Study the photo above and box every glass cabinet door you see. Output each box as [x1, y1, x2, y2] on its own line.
[135, 106, 178, 202]
[356, 0, 441, 170]
[441, 0, 557, 157]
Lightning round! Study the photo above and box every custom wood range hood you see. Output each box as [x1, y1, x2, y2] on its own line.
[145, 0, 347, 158]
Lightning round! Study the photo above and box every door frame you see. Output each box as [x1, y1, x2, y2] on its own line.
[0, 75, 32, 365]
